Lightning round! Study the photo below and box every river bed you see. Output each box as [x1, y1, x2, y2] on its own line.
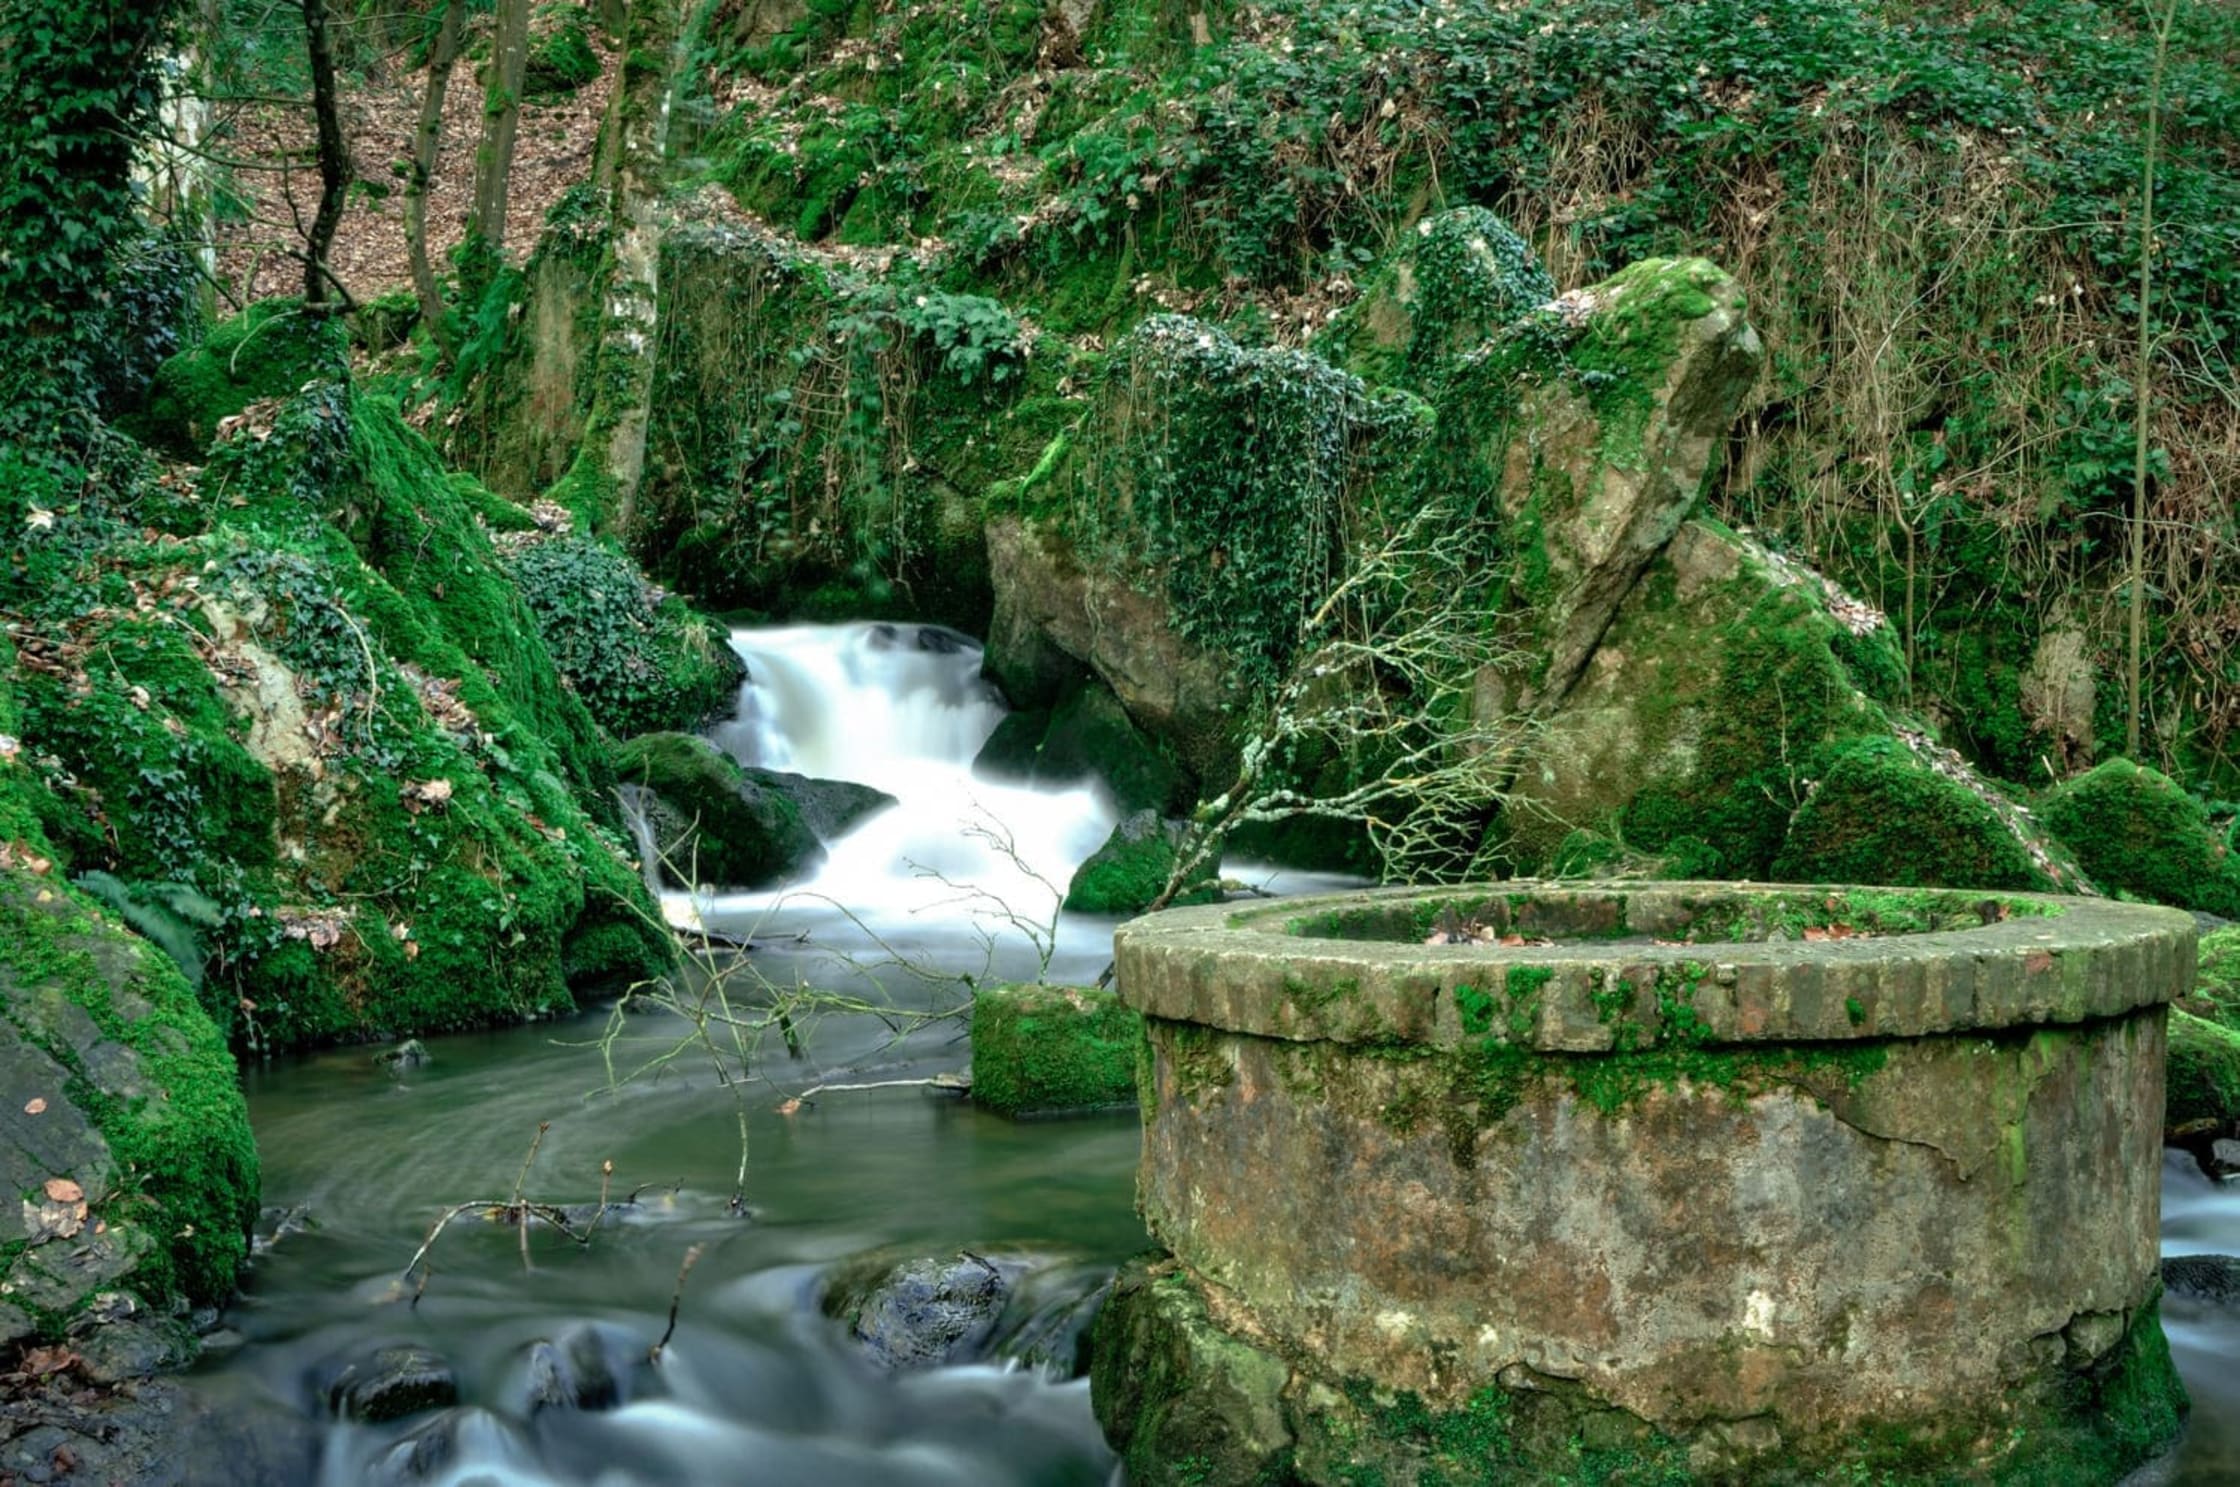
[182, 623, 2240, 1483]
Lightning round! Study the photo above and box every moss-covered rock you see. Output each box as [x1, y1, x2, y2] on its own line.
[2168, 1008, 2240, 1131]
[8, 382, 674, 1051]
[132, 299, 347, 456]
[1089, 1259, 1296, 1487]
[613, 732, 824, 888]
[1326, 206, 1556, 385]
[502, 536, 743, 738]
[1064, 810, 1215, 916]
[2041, 758, 2240, 917]
[0, 661, 257, 1336]
[971, 682, 1190, 815]
[1494, 521, 2074, 889]
[524, 3, 601, 97]
[1771, 736, 2054, 890]
[2188, 926, 2240, 1025]
[969, 984, 1141, 1117]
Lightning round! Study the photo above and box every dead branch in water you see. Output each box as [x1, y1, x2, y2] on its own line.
[650, 1243, 706, 1364]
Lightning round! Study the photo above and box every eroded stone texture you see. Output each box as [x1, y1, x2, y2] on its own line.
[1101, 883, 2194, 1483]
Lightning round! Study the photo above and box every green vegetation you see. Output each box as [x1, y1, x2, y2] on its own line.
[2168, 1009, 2240, 1130]
[1772, 737, 2051, 890]
[503, 536, 743, 737]
[1066, 810, 1218, 915]
[131, 299, 349, 455]
[969, 983, 1142, 1117]
[2041, 758, 2240, 916]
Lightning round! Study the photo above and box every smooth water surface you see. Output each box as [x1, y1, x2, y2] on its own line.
[197, 1008, 1142, 1486]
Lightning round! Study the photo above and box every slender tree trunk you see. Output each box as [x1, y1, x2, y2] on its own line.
[405, 0, 465, 352]
[2126, 0, 2178, 759]
[301, 0, 352, 309]
[471, 0, 533, 250]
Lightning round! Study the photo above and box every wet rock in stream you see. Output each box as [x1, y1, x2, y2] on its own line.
[822, 1248, 1113, 1375]
[314, 1341, 459, 1423]
[2163, 1253, 2240, 1306]
[521, 1322, 640, 1413]
[368, 1407, 524, 1487]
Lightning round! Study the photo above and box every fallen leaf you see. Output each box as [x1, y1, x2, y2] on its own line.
[775, 1098, 803, 1116]
[24, 1097, 45, 1115]
[43, 1178, 83, 1203]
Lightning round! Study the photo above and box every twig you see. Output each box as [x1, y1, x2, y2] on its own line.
[650, 1243, 706, 1364]
[511, 1122, 550, 1272]
[776, 1074, 964, 1111]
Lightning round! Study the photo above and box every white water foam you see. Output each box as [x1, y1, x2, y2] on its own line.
[672, 622, 1121, 979]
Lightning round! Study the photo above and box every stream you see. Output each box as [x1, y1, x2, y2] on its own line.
[183, 623, 2240, 1484]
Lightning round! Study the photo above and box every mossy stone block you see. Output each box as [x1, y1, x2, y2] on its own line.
[2042, 758, 2240, 916]
[1772, 736, 2050, 890]
[970, 983, 1141, 1118]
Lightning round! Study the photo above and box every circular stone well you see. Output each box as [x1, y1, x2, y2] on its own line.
[1092, 882, 2196, 1485]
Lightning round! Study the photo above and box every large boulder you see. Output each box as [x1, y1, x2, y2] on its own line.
[2169, 1008, 2240, 1133]
[984, 518, 1239, 780]
[2042, 758, 2240, 917]
[1327, 206, 1557, 384]
[1494, 521, 2072, 886]
[0, 880, 257, 1352]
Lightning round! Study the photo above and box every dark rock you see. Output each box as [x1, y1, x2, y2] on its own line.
[743, 766, 895, 843]
[824, 1250, 1020, 1370]
[522, 1322, 633, 1413]
[70, 1308, 194, 1384]
[316, 1342, 459, 1423]
[614, 733, 824, 888]
[368, 1408, 521, 1487]
[2161, 1253, 2240, 1305]
[972, 682, 1191, 816]
[374, 1038, 430, 1072]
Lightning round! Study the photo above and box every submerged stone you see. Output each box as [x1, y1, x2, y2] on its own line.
[316, 1342, 460, 1424]
[823, 1250, 1017, 1370]
[970, 983, 1141, 1118]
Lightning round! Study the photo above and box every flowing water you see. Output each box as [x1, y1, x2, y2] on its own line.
[186, 622, 2240, 1484]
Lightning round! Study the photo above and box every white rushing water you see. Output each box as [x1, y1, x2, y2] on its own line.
[676, 622, 1123, 983]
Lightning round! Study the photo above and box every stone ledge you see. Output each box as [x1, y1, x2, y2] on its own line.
[1114, 881, 2195, 1049]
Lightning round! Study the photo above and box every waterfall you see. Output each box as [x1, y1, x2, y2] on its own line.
[682, 622, 1121, 981]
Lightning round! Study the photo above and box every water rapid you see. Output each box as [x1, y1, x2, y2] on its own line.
[688, 622, 1123, 986]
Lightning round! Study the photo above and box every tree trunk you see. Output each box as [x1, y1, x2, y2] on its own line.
[470, 0, 533, 250]
[405, 0, 465, 352]
[301, 0, 352, 309]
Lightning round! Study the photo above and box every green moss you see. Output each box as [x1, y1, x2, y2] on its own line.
[1065, 809, 1216, 915]
[525, 3, 602, 97]
[1772, 736, 2051, 890]
[2191, 926, 2240, 1025]
[2167, 1008, 2240, 1129]
[969, 983, 1142, 1117]
[613, 731, 821, 887]
[977, 682, 1190, 813]
[502, 535, 743, 738]
[2041, 758, 2240, 916]
[0, 880, 257, 1310]
[132, 298, 347, 456]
